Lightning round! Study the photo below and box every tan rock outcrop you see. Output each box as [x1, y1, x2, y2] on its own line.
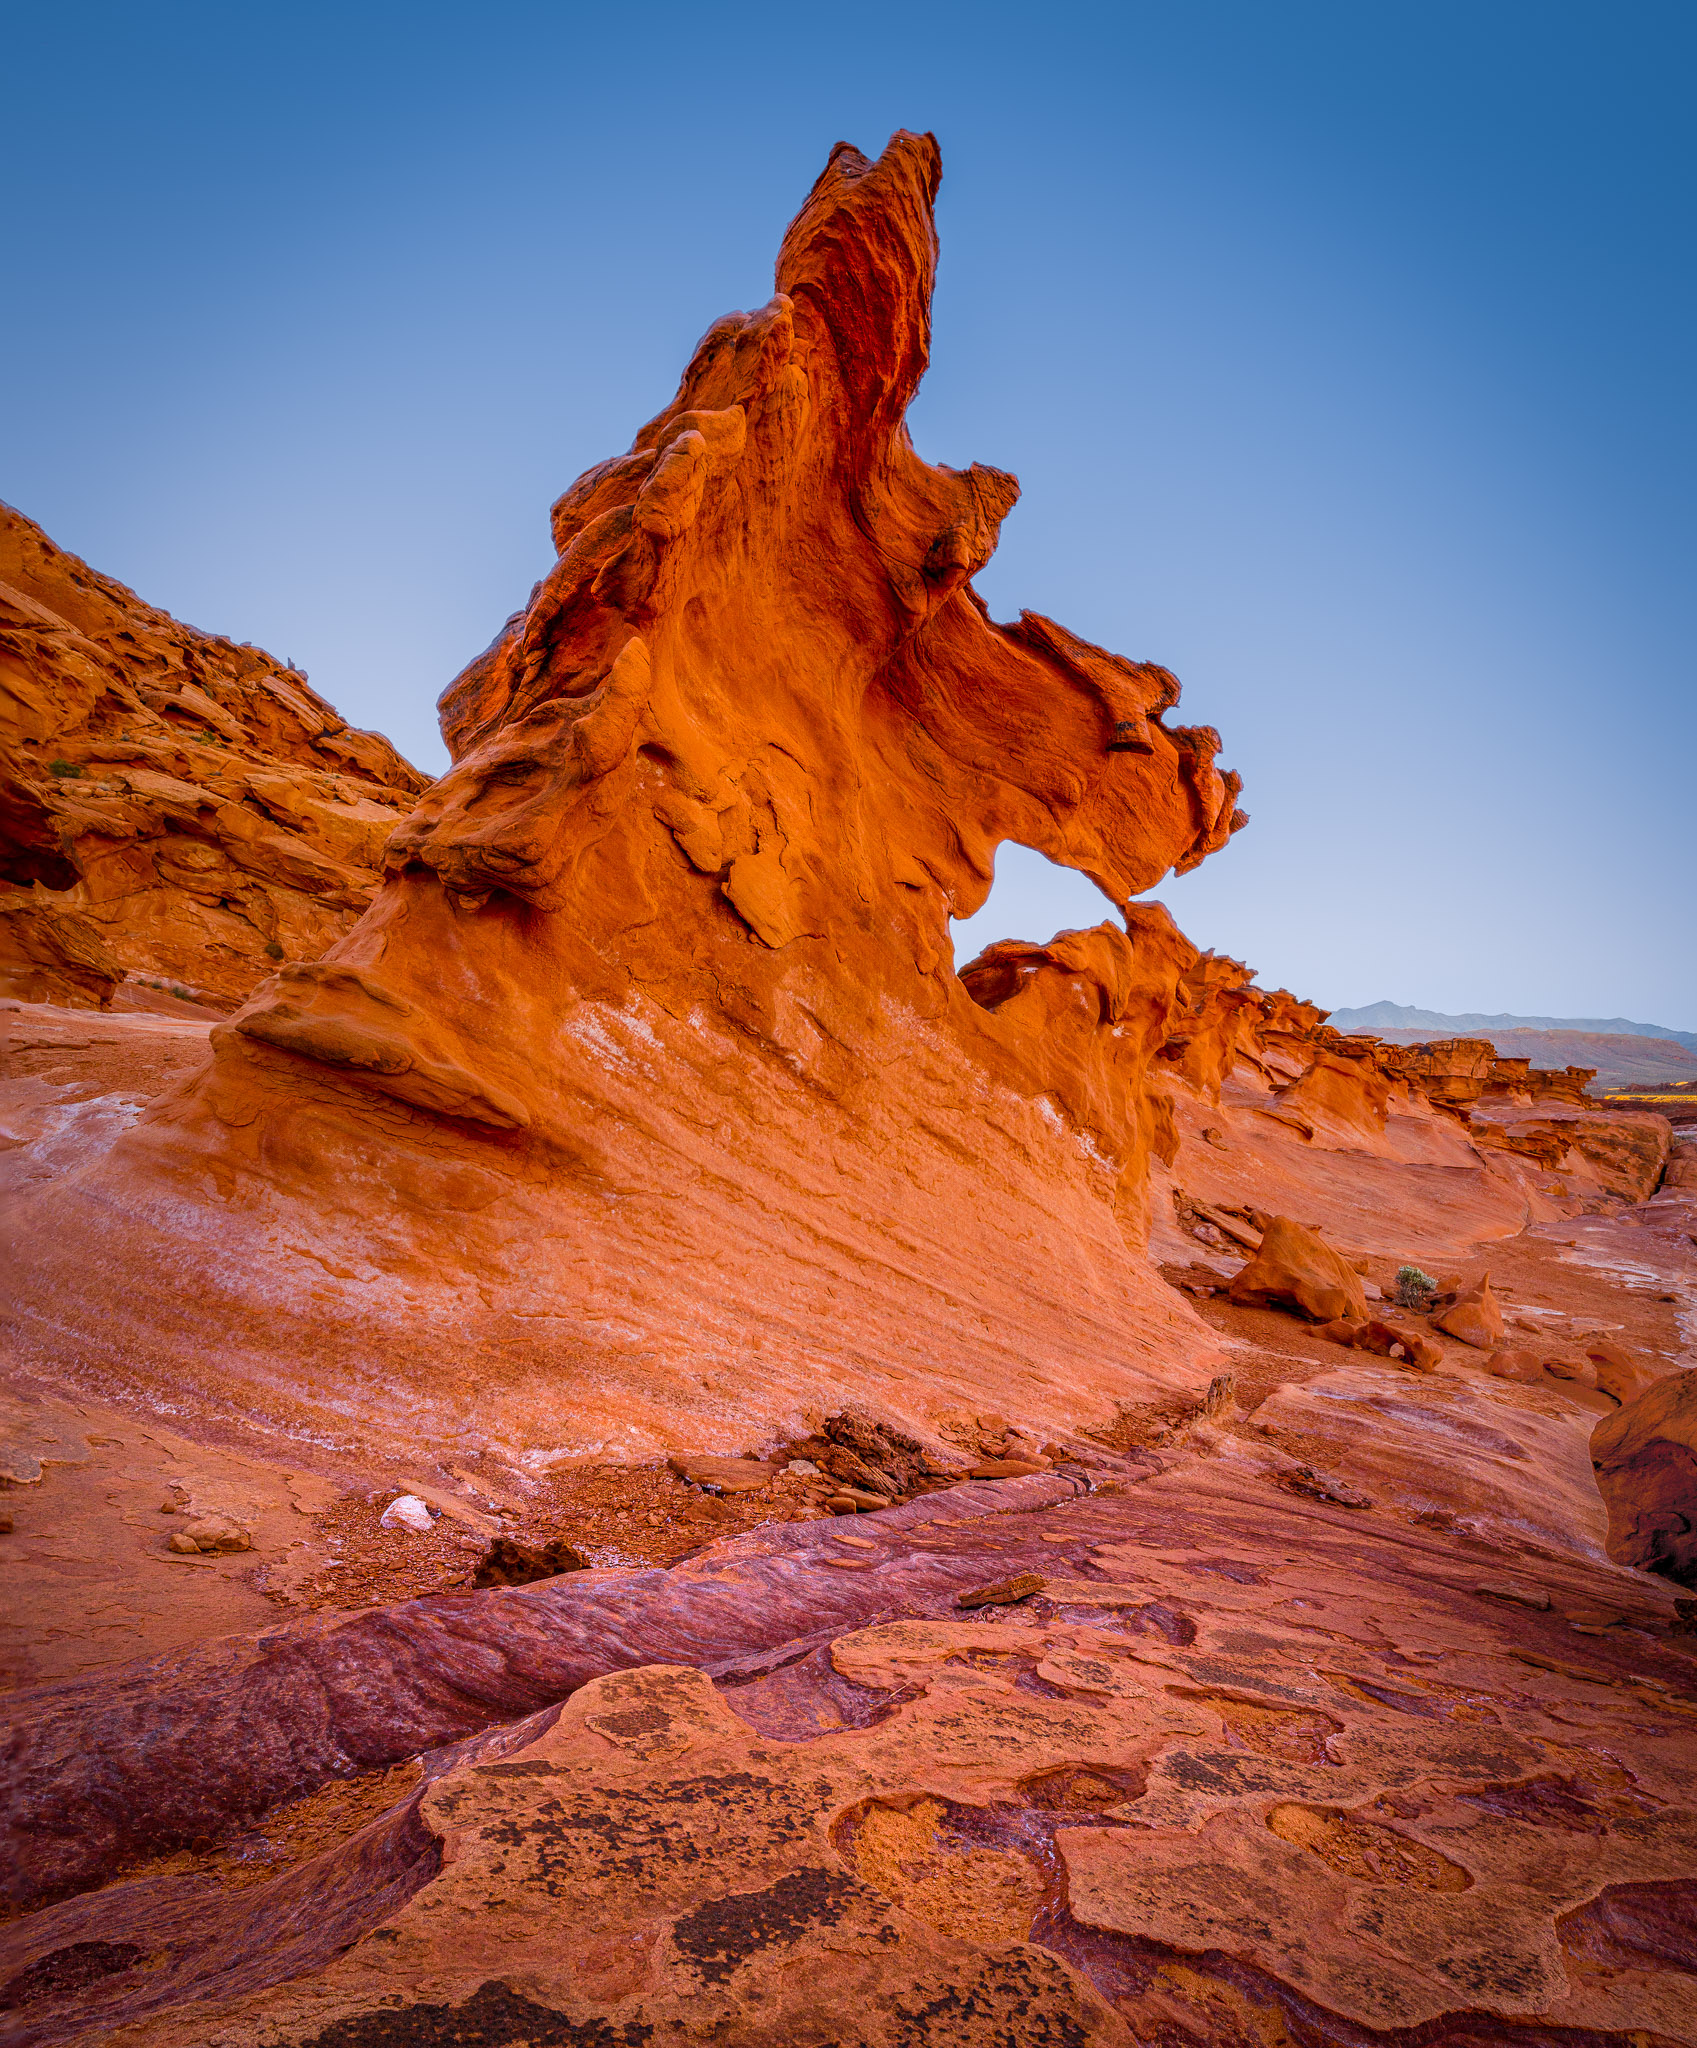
[1269, 1046, 1393, 1145]
[1155, 948, 1260, 1099]
[0, 505, 428, 1008]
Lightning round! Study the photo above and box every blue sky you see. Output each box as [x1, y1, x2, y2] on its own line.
[4, 2, 1692, 1025]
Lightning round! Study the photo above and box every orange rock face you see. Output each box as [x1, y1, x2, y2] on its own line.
[0, 505, 427, 1008]
[0, 136, 1245, 1461]
[1592, 1370, 1697, 1584]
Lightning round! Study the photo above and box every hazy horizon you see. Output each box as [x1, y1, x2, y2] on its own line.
[5, 1, 1691, 1025]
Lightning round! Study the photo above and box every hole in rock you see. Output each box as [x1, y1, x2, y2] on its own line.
[951, 843, 1121, 978]
[1018, 1763, 1147, 1811]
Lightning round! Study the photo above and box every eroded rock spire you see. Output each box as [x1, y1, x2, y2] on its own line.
[2, 135, 1244, 1462]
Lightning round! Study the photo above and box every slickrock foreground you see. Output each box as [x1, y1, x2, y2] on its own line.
[1, 133, 1694, 2046]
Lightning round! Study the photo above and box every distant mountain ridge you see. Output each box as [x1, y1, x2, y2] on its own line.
[1330, 1002, 1697, 1055]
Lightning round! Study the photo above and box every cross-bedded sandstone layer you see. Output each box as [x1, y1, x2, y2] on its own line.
[0, 136, 1250, 1464]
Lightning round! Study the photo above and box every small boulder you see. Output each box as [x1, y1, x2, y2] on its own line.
[167, 1514, 251, 1555]
[1485, 1348, 1546, 1385]
[1432, 1272, 1506, 1351]
[379, 1494, 437, 1535]
[828, 1485, 888, 1512]
[966, 1458, 1050, 1480]
[1227, 1216, 1368, 1324]
[1543, 1354, 1598, 1390]
[1351, 1318, 1443, 1372]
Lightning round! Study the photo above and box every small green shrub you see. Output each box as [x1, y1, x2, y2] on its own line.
[1394, 1264, 1438, 1311]
[48, 759, 83, 778]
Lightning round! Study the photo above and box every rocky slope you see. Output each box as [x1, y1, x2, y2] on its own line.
[0, 504, 428, 1010]
[1, 132, 1694, 2048]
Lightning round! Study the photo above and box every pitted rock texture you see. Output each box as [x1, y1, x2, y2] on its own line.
[0, 504, 427, 1009]
[3, 1462, 1693, 2047]
[1, 135, 1247, 1463]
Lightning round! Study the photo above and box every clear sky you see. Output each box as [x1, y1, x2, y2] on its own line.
[5, 2, 1692, 1026]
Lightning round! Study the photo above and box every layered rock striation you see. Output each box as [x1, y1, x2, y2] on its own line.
[0, 504, 427, 1010]
[1, 136, 1247, 1464]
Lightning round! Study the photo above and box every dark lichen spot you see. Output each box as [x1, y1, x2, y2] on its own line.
[671, 1865, 860, 1983]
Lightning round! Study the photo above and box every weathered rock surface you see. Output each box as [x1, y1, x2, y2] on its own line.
[0, 135, 1246, 1461]
[3, 1459, 1693, 2047]
[0, 504, 427, 1010]
[1593, 1370, 1697, 1585]
[1433, 1271, 1508, 1351]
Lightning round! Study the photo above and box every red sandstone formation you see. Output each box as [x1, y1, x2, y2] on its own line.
[1, 135, 1247, 1463]
[0, 505, 427, 1009]
[2, 133, 1695, 2048]
[1154, 947, 1260, 1099]
[1593, 1370, 1697, 1584]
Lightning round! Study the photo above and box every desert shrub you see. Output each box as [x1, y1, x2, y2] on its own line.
[1394, 1264, 1438, 1311]
[48, 759, 83, 777]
